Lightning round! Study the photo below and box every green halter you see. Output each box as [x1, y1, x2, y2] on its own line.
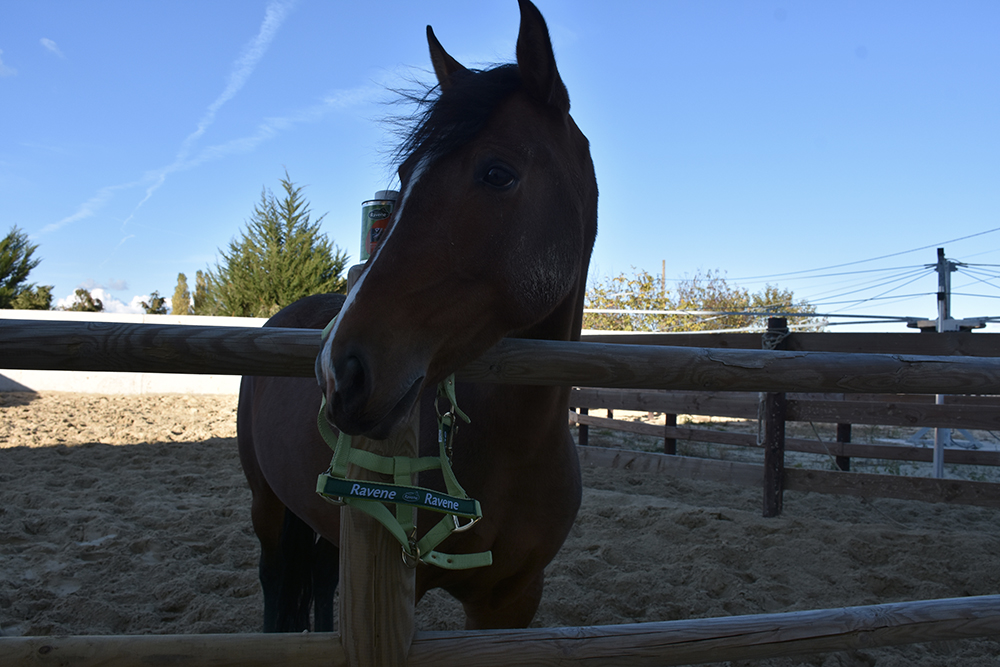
[315, 373, 492, 570]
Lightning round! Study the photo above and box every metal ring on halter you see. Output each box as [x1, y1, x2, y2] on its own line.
[452, 514, 480, 533]
[401, 532, 421, 568]
[401, 547, 420, 569]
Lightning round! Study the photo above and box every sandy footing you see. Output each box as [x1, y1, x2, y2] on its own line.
[2, 392, 999, 666]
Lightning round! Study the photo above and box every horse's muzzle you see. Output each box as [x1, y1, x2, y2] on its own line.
[324, 351, 424, 440]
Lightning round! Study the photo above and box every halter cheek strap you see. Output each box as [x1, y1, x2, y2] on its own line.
[315, 374, 492, 570]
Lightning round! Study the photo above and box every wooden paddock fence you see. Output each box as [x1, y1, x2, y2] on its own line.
[2, 318, 1000, 665]
[571, 387, 1000, 510]
[573, 322, 1000, 516]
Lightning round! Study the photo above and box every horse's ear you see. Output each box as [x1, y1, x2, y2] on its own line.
[427, 25, 467, 91]
[515, 0, 569, 115]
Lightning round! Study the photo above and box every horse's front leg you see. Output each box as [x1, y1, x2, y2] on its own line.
[245, 480, 288, 632]
[240, 424, 312, 630]
[311, 533, 339, 631]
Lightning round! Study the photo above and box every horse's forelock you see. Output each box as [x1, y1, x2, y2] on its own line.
[390, 64, 522, 169]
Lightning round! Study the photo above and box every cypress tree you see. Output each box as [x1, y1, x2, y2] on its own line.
[208, 173, 348, 318]
[172, 273, 192, 315]
[192, 270, 214, 315]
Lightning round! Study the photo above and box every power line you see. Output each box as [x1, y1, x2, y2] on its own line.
[808, 292, 934, 307]
[951, 292, 1000, 300]
[731, 226, 1000, 281]
[583, 309, 914, 321]
[801, 267, 934, 306]
[960, 267, 1000, 284]
[728, 264, 927, 284]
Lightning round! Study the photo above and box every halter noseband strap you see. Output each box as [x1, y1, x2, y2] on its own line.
[315, 372, 492, 570]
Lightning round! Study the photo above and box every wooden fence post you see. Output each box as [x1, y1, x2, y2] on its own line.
[578, 407, 589, 447]
[664, 413, 677, 455]
[835, 423, 852, 472]
[338, 265, 416, 667]
[762, 318, 789, 518]
[339, 424, 418, 667]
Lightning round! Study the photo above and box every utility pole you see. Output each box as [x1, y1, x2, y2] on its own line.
[911, 248, 983, 333]
[906, 249, 987, 478]
[910, 249, 988, 477]
[932, 248, 956, 479]
[935, 248, 956, 333]
[661, 259, 666, 304]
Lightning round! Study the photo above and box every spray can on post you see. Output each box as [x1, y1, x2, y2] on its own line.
[360, 190, 399, 262]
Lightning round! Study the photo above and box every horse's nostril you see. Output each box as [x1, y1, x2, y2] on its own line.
[335, 354, 367, 404]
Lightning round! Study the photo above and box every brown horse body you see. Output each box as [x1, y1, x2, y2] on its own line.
[238, 0, 597, 631]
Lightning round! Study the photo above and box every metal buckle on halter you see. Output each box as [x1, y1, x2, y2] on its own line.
[317, 468, 347, 505]
[401, 531, 420, 568]
[438, 411, 457, 461]
[452, 514, 480, 533]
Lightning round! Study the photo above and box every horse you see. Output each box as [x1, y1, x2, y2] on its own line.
[238, 0, 597, 631]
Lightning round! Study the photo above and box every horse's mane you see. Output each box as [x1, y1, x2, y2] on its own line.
[390, 64, 522, 167]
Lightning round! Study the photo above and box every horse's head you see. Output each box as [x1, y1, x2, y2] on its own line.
[318, 0, 597, 439]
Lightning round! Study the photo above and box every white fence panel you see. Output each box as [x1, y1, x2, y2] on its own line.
[0, 311, 268, 395]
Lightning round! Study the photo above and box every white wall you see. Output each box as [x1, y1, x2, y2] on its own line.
[0, 311, 269, 395]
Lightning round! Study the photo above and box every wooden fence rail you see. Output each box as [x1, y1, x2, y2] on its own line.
[4, 595, 999, 667]
[577, 442, 1000, 508]
[5, 320, 1000, 395]
[581, 330, 1000, 356]
[570, 387, 1000, 430]
[570, 387, 1000, 459]
[572, 411, 1000, 467]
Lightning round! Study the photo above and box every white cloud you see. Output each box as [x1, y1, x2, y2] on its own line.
[120, 0, 296, 227]
[48, 0, 375, 236]
[175, 0, 294, 163]
[39, 181, 139, 235]
[40, 38, 65, 58]
[77, 278, 129, 292]
[104, 293, 145, 314]
[57, 287, 132, 313]
[177, 82, 381, 168]
[56, 288, 162, 314]
[0, 49, 16, 77]
[121, 295, 150, 314]
[42, 2, 295, 235]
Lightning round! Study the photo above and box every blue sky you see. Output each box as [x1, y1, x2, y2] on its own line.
[2, 1, 998, 331]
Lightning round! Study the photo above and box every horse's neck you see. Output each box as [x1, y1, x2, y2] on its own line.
[494, 271, 587, 425]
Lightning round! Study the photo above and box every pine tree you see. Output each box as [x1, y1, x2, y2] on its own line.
[142, 291, 167, 315]
[11, 285, 53, 310]
[172, 273, 192, 315]
[207, 173, 349, 317]
[63, 288, 104, 312]
[0, 226, 52, 309]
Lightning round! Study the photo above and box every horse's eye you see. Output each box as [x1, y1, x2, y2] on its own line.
[482, 165, 516, 189]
